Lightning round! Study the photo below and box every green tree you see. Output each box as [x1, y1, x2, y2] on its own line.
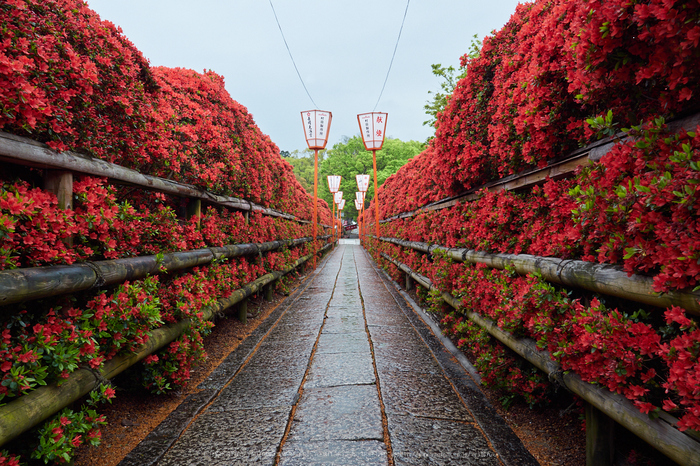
[282, 149, 326, 193]
[318, 136, 424, 221]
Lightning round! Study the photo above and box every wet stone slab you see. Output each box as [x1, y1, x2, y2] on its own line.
[287, 385, 383, 442]
[322, 315, 365, 333]
[262, 327, 319, 343]
[380, 370, 473, 421]
[373, 347, 441, 375]
[364, 308, 412, 327]
[288, 293, 333, 310]
[158, 407, 289, 466]
[275, 312, 325, 330]
[257, 334, 316, 354]
[361, 291, 399, 308]
[208, 371, 302, 411]
[388, 415, 501, 466]
[368, 325, 428, 349]
[325, 304, 364, 317]
[243, 349, 312, 375]
[305, 351, 376, 388]
[316, 331, 370, 354]
[279, 440, 388, 466]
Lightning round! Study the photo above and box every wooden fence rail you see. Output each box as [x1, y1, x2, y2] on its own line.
[0, 131, 334, 227]
[378, 236, 700, 316]
[0, 243, 332, 447]
[0, 236, 328, 309]
[378, 112, 700, 223]
[379, 251, 700, 466]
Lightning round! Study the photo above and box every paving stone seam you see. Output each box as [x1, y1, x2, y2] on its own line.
[116, 248, 338, 466]
[359, 249, 507, 462]
[273, 245, 345, 465]
[353, 247, 396, 466]
[362, 248, 540, 466]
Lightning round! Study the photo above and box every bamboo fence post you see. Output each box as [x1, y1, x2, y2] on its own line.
[405, 273, 414, 291]
[43, 170, 73, 246]
[264, 282, 274, 302]
[586, 403, 615, 466]
[43, 170, 73, 210]
[238, 299, 248, 324]
[186, 198, 202, 228]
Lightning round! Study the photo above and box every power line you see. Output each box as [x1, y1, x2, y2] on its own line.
[268, 0, 319, 109]
[373, 0, 411, 111]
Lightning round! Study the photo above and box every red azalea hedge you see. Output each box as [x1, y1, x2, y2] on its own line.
[0, 0, 322, 220]
[0, 0, 331, 463]
[376, 0, 700, 211]
[364, 0, 700, 437]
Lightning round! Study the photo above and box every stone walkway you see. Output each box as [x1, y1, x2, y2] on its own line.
[120, 243, 538, 466]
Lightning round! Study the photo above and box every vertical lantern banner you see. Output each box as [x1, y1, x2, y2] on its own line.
[357, 112, 388, 150]
[302, 110, 333, 150]
[355, 198, 363, 239]
[358, 112, 388, 241]
[338, 199, 346, 211]
[334, 191, 343, 205]
[355, 191, 365, 203]
[327, 175, 341, 241]
[356, 174, 370, 193]
[301, 110, 333, 266]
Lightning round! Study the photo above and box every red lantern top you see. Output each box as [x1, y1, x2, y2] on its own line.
[301, 110, 332, 149]
[357, 112, 388, 151]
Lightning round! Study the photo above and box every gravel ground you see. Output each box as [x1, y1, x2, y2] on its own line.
[72, 273, 587, 466]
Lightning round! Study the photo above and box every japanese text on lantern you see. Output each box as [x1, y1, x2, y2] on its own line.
[301, 110, 332, 150]
[357, 112, 388, 151]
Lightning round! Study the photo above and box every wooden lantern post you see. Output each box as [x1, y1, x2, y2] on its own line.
[354, 196, 363, 241]
[337, 198, 345, 238]
[334, 191, 343, 239]
[327, 175, 341, 242]
[301, 110, 332, 266]
[356, 174, 369, 243]
[357, 113, 387, 240]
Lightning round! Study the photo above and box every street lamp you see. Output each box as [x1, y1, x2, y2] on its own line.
[333, 191, 343, 238]
[357, 112, 387, 240]
[301, 110, 332, 266]
[355, 192, 364, 241]
[327, 175, 341, 242]
[356, 174, 369, 242]
[337, 196, 345, 238]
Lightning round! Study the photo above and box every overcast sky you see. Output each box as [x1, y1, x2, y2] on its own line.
[86, 0, 522, 153]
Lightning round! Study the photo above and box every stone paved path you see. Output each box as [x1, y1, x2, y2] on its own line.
[120, 243, 538, 466]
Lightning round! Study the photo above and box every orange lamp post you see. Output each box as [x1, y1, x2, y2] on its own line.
[337, 198, 345, 237]
[333, 191, 343, 238]
[355, 190, 365, 242]
[301, 110, 332, 266]
[354, 197, 363, 240]
[327, 175, 341, 242]
[357, 112, 387, 240]
[356, 174, 369, 243]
